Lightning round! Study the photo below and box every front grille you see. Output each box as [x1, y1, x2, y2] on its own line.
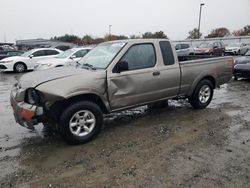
[0, 64, 7, 69]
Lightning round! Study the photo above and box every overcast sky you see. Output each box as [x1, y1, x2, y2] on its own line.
[1, 0, 249, 43]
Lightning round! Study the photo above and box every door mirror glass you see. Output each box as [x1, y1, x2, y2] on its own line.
[70, 55, 76, 59]
[116, 61, 129, 73]
[29, 54, 34, 58]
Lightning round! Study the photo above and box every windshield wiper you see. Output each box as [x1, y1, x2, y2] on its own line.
[82, 63, 96, 70]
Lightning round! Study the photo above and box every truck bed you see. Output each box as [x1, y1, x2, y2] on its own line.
[179, 56, 234, 96]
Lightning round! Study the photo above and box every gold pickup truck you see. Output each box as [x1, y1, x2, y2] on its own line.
[10, 39, 234, 144]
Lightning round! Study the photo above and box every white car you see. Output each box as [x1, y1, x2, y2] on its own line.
[0, 48, 62, 73]
[225, 43, 248, 55]
[34, 47, 92, 70]
[175, 43, 194, 57]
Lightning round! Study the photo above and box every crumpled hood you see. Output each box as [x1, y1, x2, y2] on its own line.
[19, 67, 95, 89]
[0, 56, 28, 62]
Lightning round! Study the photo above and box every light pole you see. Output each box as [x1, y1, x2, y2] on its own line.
[197, 3, 205, 39]
[109, 25, 112, 36]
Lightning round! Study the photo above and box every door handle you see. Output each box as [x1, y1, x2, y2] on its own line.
[152, 71, 160, 76]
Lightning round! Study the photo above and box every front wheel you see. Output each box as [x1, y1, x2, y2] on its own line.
[59, 101, 103, 144]
[189, 79, 214, 109]
[14, 62, 26, 73]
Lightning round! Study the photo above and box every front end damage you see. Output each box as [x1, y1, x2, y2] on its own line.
[10, 85, 44, 130]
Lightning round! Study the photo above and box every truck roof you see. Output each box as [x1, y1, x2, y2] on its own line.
[103, 38, 170, 44]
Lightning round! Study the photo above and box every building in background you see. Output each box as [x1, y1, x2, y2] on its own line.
[0, 43, 15, 50]
[15, 38, 76, 51]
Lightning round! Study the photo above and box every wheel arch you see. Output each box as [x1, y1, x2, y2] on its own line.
[13, 61, 27, 70]
[48, 93, 109, 121]
[188, 75, 216, 97]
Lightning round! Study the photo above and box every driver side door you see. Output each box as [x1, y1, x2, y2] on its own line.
[107, 43, 161, 111]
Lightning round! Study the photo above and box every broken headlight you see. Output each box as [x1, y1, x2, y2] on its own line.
[25, 88, 44, 106]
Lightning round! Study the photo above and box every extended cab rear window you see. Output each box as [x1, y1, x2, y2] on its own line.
[159, 41, 175, 66]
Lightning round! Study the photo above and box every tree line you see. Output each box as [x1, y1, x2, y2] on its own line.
[187, 25, 250, 39]
[50, 25, 250, 45]
[50, 31, 168, 45]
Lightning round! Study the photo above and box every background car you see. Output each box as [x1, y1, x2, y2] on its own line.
[34, 47, 92, 70]
[194, 42, 225, 56]
[175, 43, 194, 57]
[234, 50, 250, 80]
[0, 50, 24, 60]
[240, 44, 250, 55]
[0, 48, 62, 73]
[225, 43, 248, 55]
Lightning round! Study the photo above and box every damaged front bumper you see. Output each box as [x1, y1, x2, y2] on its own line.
[10, 91, 44, 130]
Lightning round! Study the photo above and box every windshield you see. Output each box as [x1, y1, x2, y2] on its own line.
[245, 50, 250, 56]
[227, 43, 240, 47]
[21, 49, 35, 57]
[56, 49, 74, 58]
[78, 42, 126, 69]
[198, 43, 213, 48]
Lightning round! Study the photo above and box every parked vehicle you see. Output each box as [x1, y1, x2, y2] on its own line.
[225, 43, 248, 55]
[234, 50, 250, 80]
[240, 44, 250, 55]
[175, 43, 194, 57]
[194, 42, 225, 56]
[0, 48, 62, 73]
[34, 47, 92, 71]
[0, 50, 24, 60]
[10, 39, 234, 144]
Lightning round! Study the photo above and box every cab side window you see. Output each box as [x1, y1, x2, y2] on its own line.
[120, 44, 156, 71]
[160, 41, 175, 66]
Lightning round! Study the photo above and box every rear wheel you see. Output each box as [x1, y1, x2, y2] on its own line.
[59, 101, 103, 144]
[189, 79, 214, 109]
[14, 62, 26, 73]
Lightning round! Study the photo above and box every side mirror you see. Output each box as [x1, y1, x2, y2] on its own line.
[70, 55, 76, 59]
[213, 46, 218, 49]
[116, 61, 129, 73]
[29, 54, 34, 58]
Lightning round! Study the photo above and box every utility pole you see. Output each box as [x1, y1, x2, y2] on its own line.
[4, 33, 6, 43]
[109, 25, 112, 37]
[197, 3, 205, 39]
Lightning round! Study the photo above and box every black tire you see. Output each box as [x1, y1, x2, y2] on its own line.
[188, 79, 214, 109]
[59, 101, 103, 144]
[14, 62, 27, 73]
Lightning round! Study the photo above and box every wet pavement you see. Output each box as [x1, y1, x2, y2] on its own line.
[0, 72, 249, 188]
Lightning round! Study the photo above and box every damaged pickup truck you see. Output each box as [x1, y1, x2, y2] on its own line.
[10, 39, 234, 144]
